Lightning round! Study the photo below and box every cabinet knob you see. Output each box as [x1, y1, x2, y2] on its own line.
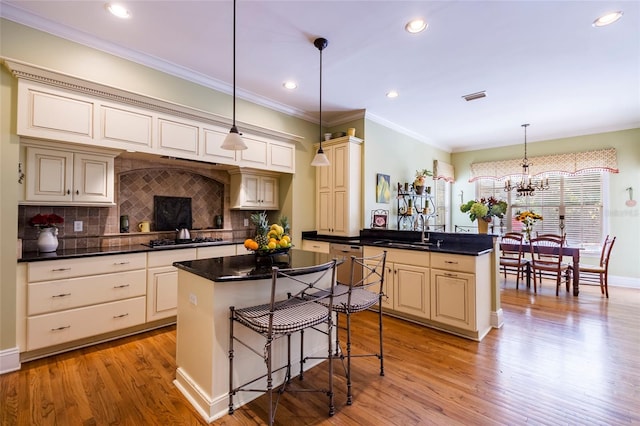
[76, 190, 79, 195]
[67, 189, 71, 195]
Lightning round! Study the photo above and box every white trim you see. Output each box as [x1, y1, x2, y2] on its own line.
[364, 111, 450, 152]
[0, 347, 21, 375]
[608, 275, 640, 289]
[490, 308, 504, 329]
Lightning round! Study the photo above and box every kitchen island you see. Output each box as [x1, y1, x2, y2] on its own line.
[172, 249, 336, 423]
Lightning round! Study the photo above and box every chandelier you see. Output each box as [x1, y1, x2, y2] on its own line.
[504, 124, 549, 197]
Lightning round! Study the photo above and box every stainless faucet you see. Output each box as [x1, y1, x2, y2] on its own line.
[421, 229, 430, 243]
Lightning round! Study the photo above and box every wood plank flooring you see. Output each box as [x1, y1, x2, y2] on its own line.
[1, 280, 639, 425]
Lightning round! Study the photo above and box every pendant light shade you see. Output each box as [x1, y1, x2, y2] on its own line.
[221, 0, 247, 151]
[311, 37, 330, 167]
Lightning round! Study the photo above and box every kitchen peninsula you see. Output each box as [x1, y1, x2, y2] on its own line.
[172, 249, 336, 422]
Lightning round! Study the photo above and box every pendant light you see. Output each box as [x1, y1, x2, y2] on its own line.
[221, 0, 248, 150]
[311, 37, 330, 167]
[504, 124, 550, 196]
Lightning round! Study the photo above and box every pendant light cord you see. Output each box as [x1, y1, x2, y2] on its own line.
[319, 43, 323, 147]
[232, 0, 237, 127]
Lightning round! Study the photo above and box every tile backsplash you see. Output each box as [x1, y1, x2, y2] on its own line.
[18, 155, 258, 252]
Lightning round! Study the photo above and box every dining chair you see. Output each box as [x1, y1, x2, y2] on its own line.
[573, 235, 616, 298]
[529, 235, 572, 295]
[228, 259, 338, 425]
[532, 233, 569, 283]
[302, 251, 387, 405]
[499, 232, 529, 289]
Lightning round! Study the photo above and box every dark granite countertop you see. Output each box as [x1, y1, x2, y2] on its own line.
[302, 230, 495, 256]
[173, 249, 337, 282]
[18, 240, 241, 263]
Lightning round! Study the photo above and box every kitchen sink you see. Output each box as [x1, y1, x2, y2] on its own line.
[373, 240, 434, 250]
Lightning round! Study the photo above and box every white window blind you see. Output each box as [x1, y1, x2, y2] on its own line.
[476, 171, 605, 247]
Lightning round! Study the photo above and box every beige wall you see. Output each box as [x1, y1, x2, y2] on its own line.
[451, 128, 640, 280]
[362, 119, 450, 230]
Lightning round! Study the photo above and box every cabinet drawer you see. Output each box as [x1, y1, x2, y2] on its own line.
[27, 296, 146, 351]
[28, 253, 147, 282]
[301, 240, 330, 254]
[430, 252, 476, 273]
[365, 246, 429, 267]
[28, 269, 146, 315]
[147, 248, 197, 268]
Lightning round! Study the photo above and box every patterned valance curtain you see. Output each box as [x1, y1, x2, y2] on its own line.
[433, 160, 455, 183]
[469, 148, 618, 182]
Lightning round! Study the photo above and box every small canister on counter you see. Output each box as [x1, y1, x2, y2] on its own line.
[120, 215, 129, 233]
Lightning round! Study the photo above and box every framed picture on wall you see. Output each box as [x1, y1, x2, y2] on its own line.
[371, 209, 389, 229]
[376, 173, 391, 203]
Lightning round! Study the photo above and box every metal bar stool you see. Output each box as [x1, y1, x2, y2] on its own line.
[303, 251, 387, 405]
[228, 259, 337, 425]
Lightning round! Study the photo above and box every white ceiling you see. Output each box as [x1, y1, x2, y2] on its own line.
[2, 0, 639, 152]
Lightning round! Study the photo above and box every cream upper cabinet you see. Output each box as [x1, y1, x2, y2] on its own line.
[229, 168, 279, 210]
[315, 136, 362, 236]
[14, 77, 298, 173]
[17, 80, 95, 146]
[22, 142, 116, 205]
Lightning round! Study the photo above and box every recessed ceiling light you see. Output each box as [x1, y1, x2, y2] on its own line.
[386, 90, 399, 98]
[405, 18, 428, 34]
[283, 81, 297, 90]
[106, 3, 131, 19]
[592, 11, 623, 27]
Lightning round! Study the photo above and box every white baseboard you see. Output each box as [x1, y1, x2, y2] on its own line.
[609, 275, 640, 289]
[0, 347, 21, 375]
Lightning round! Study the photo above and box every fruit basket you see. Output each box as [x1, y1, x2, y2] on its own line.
[243, 212, 292, 256]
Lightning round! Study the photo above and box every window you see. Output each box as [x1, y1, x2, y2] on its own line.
[433, 179, 449, 232]
[477, 171, 606, 248]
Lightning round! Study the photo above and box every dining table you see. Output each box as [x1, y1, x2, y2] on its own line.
[500, 241, 582, 296]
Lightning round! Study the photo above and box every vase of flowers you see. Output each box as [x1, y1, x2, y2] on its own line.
[413, 169, 433, 195]
[460, 197, 508, 233]
[30, 213, 64, 252]
[515, 210, 543, 242]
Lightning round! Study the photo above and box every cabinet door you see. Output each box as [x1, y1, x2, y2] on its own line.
[147, 266, 178, 321]
[259, 176, 278, 209]
[242, 174, 262, 208]
[73, 152, 114, 204]
[430, 269, 476, 330]
[25, 147, 73, 202]
[393, 263, 430, 318]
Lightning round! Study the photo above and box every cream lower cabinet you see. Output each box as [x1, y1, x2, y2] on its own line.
[365, 247, 492, 340]
[301, 240, 330, 254]
[25, 253, 147, 351]
[365, 247, 429, 317]
[147, 245, 237, 321]
[430, 252, 491, 335]
[22, 141, 116, 205]
[147, 249, 197, 322]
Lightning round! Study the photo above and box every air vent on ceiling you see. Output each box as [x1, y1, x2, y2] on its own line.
[462, 91, 487, 101]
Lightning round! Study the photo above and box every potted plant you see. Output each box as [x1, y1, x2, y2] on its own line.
[413, 169, 433, 195]
[460, 197, 507, 233]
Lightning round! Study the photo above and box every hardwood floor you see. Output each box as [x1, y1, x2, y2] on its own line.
[2, 280, 639, 425]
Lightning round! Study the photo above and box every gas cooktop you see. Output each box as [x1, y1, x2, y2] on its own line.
[142, 237, 228, 249]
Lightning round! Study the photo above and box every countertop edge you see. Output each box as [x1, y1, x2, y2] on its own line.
[18, 240, 242, 263]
